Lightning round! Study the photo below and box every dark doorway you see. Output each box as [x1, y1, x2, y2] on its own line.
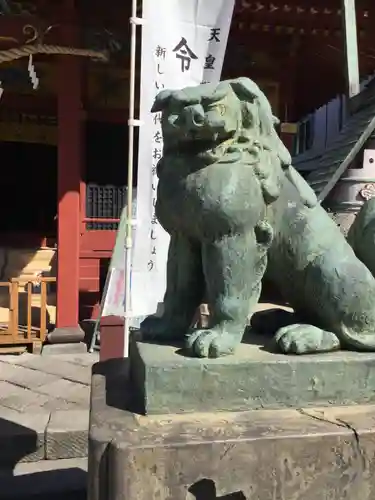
[0, 141, 57, 240]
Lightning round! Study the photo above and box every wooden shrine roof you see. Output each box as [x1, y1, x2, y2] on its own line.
[294, 83, 375, 201]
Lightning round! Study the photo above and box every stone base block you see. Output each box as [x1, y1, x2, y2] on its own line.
[88, 359, 375, 500]
[130, 333, 375, 414]
[46, 326, 85, 345]
[41, 342, 88, 356]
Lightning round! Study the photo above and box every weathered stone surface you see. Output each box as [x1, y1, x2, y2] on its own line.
[41, 398, 83, 412]
[10, 354, 92, 385]
[88, 363, 375, 500]
[41, 342, 88, 356]
[36, 379, 90, 405]
[0, 408, 49, 465]
[46, 410, 89, 460]
[131, 334, 375, 414]
[0, 381, 50, 412]
[0, 353, 96, 465]
[0, 363, 59, 389]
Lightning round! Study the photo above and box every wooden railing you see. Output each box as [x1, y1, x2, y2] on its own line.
[0, 276, 56, 348]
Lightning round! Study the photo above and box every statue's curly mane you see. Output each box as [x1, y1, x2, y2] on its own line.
[219, 78, 291, 205]
[225, 78, 318, 209]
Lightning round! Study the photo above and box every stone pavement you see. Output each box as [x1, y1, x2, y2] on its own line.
[0, 351, 98, 467]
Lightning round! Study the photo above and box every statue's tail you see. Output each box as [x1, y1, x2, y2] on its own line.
[347, 198, 375, 278]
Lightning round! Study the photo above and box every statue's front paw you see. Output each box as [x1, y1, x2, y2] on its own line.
[140, 316, 186, 341]
[275, 324, 340, 355]
[185, 327, 243, 358]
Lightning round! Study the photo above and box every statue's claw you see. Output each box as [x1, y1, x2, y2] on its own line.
[185, 327, 243, 358]
[140, 316, 186, 341]
[275, 324, 340, 355]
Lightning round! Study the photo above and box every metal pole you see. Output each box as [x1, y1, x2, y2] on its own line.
[341, 0, 360, 98]
[123, 0, 138, 357]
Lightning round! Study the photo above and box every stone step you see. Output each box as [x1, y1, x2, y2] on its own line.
[0, 408, 89, 468]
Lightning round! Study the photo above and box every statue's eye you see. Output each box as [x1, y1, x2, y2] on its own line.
[206, 104, 226, 116]
[217, 104, 226, 116]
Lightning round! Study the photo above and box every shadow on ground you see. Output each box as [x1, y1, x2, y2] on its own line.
[189, 478, 247, 499]
[0, 417, 86, 500]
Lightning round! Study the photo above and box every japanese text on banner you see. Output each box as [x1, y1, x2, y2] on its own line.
[131, 0, 235, 317]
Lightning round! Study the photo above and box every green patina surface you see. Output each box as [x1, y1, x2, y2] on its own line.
[137, 76, 375, 362]
[130, 333, 375, 415]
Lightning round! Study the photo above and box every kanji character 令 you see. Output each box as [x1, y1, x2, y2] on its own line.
[172, 37, 198, 72]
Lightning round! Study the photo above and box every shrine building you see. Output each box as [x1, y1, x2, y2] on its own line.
[0, 0, 372, 351]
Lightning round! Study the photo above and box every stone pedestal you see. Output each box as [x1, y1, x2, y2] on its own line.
[88, 336, 375, 500]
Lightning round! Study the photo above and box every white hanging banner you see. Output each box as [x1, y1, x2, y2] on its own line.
[131, 0, 235, 317]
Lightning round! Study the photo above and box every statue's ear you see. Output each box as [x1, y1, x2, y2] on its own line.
[228, 77, 260, 103]
[200, 81, 229, 103]
[284, 166, 318, 208]
[151, 90, 173, 113]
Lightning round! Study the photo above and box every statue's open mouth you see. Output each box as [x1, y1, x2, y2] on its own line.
[178, 131, 233, 155]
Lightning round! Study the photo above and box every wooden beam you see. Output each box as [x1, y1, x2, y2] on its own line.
[341, 0, 360, 98]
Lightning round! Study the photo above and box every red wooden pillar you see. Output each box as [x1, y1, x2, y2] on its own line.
[50, 23, 84, 342]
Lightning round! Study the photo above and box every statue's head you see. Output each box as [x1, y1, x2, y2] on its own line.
[151, 77, 291, 164]
[151, 81, 240, 158]
[151, 77, 316, 207]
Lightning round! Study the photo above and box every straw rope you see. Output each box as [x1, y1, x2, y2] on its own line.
[0, 43, 108, 64]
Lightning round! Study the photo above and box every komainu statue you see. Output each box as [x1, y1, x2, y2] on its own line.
[140, 76, 375, 358]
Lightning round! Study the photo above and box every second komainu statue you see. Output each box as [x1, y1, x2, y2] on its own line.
[140, 76, 375, 358]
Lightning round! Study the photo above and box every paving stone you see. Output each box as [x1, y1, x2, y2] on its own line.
[46, 410, 89, 459]
[0, 355, 29, 365]
[0, 363, 59, 390]
[56, 353, 99, 367]
[0, 382, 50, 412]
[0, 380, 24, 398]
[0, 407, 49, 465]
[0, 353, 96, 463]
[35, 379, 90, 405]
[41, 398, 85, 412]
[11, 355, 92, 385]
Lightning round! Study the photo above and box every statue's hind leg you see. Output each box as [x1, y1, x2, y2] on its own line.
[274, 246, 375, 354]
[275, 324, 340, 354]
[186, 222, 272, 358]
